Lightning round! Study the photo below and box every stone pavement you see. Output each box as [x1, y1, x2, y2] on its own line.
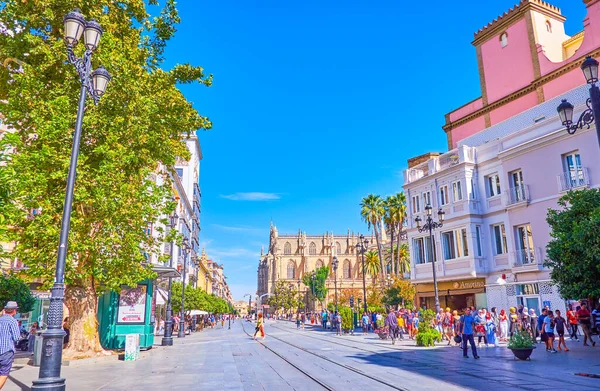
[4, 319, 600, 390]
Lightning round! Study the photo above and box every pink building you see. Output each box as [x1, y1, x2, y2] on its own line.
[403, 0, 600, 314]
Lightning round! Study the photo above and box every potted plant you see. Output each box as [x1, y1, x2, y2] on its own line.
[507, 330, 536, 360]
[374, 317, 388, 339]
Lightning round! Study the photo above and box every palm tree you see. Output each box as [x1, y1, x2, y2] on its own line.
[364, 250, 381, 283]
[361, 194, 386, 283]
[398, 242, 410, 275]
[384, 194, 399, 275]
[395, 192, 407, 275]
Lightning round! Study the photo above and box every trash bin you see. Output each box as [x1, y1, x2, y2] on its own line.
[33, 333, 43, 367]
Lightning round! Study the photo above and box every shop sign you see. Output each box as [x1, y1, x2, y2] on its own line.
[416, 278, 486, 293]
[452, 281, 486, 289]
[117, 285, 147, 324]
[32, 291, 51, 299]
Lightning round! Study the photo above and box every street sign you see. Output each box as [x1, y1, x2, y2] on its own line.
[349, 295, 354, 308]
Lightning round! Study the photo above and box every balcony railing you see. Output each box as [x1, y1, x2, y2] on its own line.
[404, 145, 476, 185]
[512, 247, 539, 268]
[557, 167, 590, 192]
[505, 184, 529, 206]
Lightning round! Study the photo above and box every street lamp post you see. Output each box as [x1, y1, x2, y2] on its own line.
[162, 211, 179, 346]
[332, 256, 339, 314]
[296, 280, 301, 313]
[178, 238, 190, 338]
[244, 293, 251, 317]
[557, 56, 600, 149]
[414, 203, 445, 314]
[311, 273, 316, 311]
[355, 235, 370, 314]
[32, 10, 111, 391]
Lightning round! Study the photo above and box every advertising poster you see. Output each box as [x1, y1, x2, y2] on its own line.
[117, 285, 147, 324]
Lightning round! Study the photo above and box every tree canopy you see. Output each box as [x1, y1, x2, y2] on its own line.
[382, 277, 416, 309]
[546, 189, 600, 299]
[0, 275, 35, 313]
[0, 0, 211, 354]
[267, 280, 302, 313]
[302, 266, 329, 304]
[170, 282, 231, 315]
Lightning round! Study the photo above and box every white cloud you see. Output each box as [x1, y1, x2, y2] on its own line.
[220, 192, 281, 201]
[211, 224, 262, 233]
[210, 248, 260, 258]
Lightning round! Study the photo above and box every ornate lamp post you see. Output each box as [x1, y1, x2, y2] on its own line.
[332, 256, 339, 314]
[355, 235, 370, 314]
[557, 56, 600, 148]
[414, 203, 445, 314]
[162, 211, 179, 346]
[296, 280, 301, 313]
[32, 10, 110, 391]
[244, 293, 252, 316]
[311, 273, 316, 311]
[178, 237, 190, 338]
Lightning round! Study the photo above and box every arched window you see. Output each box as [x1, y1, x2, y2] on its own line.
[546, 20, 552, 33]
[287, 260, 295, 279]
[309, 242, 317, 255]
[315, 259, 324, 269]
[284, 242, 291, 255]
[500, 32, 508, 48]
[336, 242, 342, 255]
[343, 260, 351, 279]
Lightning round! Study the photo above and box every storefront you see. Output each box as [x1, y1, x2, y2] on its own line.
[415, 278, 487, 311]
[486, 280, 566, 316]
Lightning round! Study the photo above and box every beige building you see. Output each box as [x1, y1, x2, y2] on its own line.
[233, 300, 249, 316]
[257, 223, 381, 311]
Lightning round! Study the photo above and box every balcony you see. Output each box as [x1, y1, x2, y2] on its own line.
[512, 247, 542, 272]
[404, 145, 476, 185]
[504, 184, 529, 207]
[557, 167, 590, 192]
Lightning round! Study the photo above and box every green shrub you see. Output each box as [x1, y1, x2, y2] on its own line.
[416, 329, 442, 347]
[376, 316, 385, 329]
[339, 306, 353, 331]
[507, 330, 535, 349]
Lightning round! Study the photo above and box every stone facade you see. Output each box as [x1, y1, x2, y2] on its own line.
[257, 223, 382, 311]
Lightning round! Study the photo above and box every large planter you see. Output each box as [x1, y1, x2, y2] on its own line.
[509, 346, 535, 360]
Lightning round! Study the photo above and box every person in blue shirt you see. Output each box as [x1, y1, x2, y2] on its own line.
[537, 308, 548, 349]
[544, 310, 557, 353]
[459, 307, 479, 359]
[361, 313, 370, 335]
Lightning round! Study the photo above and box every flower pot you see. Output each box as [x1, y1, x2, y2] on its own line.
[509, 347, 535, 360]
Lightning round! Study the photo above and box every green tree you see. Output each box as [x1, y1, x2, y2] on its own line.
[383, 192, 406, 276]
[268, 280, 302, 313]
[546, 189, 600, 299]
[385, 243, 410, 276]
[364, 250, 381, 283]
[302, 266, 329, 305]
[360, 194, 386, 282]
[0, 1, 211, 355]
[383, 277, 415, 309]
[339, 306, 353, 331]
[415, 308, 441, 347]
[0, 275, 35, 313]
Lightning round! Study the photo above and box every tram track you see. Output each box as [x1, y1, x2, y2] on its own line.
[241, 321, 405, 390]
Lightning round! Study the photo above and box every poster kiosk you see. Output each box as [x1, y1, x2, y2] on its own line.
[98, 266, 180, 350]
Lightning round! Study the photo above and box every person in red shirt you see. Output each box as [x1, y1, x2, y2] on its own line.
[566, 308, 579, 341]
[577, 304, 596, 347]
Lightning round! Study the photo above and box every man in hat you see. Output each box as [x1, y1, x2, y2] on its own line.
[0, 301, 21, 389]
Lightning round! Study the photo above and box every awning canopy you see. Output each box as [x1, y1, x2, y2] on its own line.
[189, 310, 208, 315]
[152, 265, 181, 279]
[156, 287, 168, 305]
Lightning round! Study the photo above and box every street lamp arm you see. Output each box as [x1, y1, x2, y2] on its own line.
[565, 98, 595, 135]
[417, 219, 443, 233]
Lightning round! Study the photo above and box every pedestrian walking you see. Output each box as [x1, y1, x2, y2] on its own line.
[385, 309, 399, 345]
[0, 302, 21, 389]
[538, 308, 548, 348]
[485, 313, 496, 347]
[529, 309, 538, 341]
[295, 313, 301, 329]
[321, 310, 328, 329]
[253, 313, 265, 340]
[474, 309, 488, 347]
[361, 312, 369, 335]
[577, 304, 596, 347]
[499, 309, 509, 342]
[27, 321, 39, 354]
[459, 307, 479, 359]
[544, 310, 557, 353]
[554, 309, 568, 351]
[567, 307, 579, 341]
[335, 312, 342, 336]
[396, 309, 405, 340]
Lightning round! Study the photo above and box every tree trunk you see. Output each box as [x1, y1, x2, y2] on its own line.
[63, 282, 104, 359]
[373, 224, 386, 285]
[396, 223, 402, 276]
[389, 229, 395, 277]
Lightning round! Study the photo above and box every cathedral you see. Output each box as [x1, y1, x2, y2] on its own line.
[256, 223, 378, 311]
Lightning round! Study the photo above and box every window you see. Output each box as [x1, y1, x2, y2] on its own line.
[423, 191, 432, 208]
[510, 170, 525, 202]
[145, 223, 153, 236]
[309, 242, 317, 255]
[439, 185, 449, 206]
[563, 152, 584, 188]
[413, 237, 433, 264]
[284, 242, 291, 255]
[441, 228, 469, 260]
[515, 224, 535, 264]
[470, 178, 477, 200]
[287, 261, 296, 279]
[452, 181, 463, 201]
[492, 224, 508, 255]
[336, 242, 342, 255]
[343, 260, 351, 279]
[475, 226, 482, 257]
[500, 32, 508, 47]
[545, 21, 552, 33]
[486, 174, 501, 198]
[175, 168, 183, 178]
[412, 195, 421, 213]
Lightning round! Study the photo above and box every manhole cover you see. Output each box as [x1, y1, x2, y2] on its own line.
[233, 353, 252, 356]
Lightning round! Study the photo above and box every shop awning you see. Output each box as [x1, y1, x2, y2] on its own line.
[152, 265, 181, 279]
[418, 288, 485, 297]
[189, 310, 208, 315]
[156, 287, 168, 305]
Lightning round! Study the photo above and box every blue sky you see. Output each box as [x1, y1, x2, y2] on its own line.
[161, 0, 586, 300]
